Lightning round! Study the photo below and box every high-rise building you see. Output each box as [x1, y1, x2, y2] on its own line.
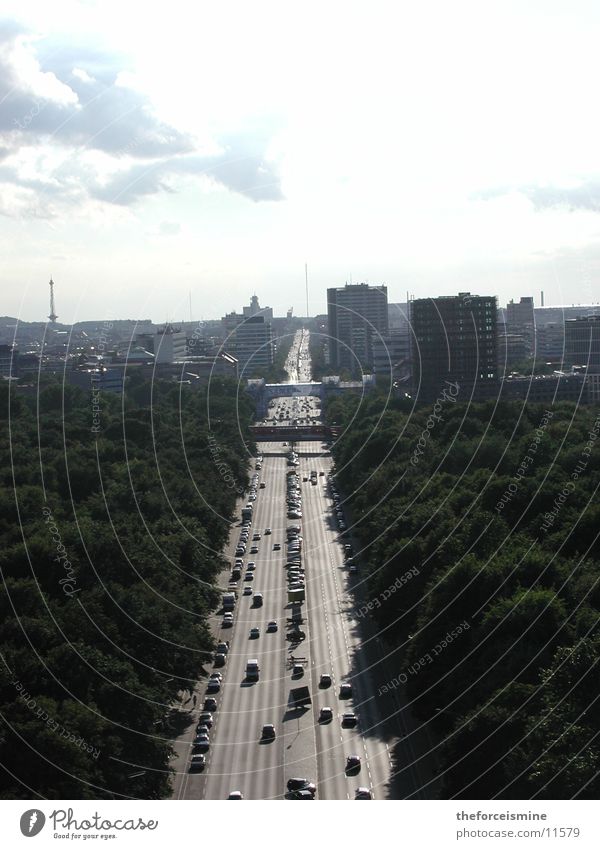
[411, 292, 498, 399]
[506, 296, 534, 329]
[506, 296, 535, 354]
[235, 315, 273, 372]
[327, 283, 388, 373]
[565, 315, 600, 370]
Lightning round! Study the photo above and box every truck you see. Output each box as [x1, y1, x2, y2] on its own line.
[222, 592, 236, 612]
[246, 659, 260, 681]
[241, 505, 253, 522]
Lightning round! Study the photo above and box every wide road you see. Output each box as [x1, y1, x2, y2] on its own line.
[171, 436, 427, 799]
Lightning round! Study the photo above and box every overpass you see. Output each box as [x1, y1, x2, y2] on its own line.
[249, 423, 329, 441]
[246, 375, 375, 416]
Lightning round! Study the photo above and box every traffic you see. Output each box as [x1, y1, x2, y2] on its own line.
[172, 331, 398, 800]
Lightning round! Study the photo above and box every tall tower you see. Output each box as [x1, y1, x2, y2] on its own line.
[48, 278, 58, 323]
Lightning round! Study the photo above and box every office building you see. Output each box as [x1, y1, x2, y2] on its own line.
[327, 283, 388, 373]
[235, 315, 273, 372]
[135, 324, 187, 364]
[564, 315, 600, 370]
[411, 292, 498, 400]
[372, 333, 411, 376]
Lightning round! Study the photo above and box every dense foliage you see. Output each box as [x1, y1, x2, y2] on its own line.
[0, 375, 253, 798]
[327, 391, 600, 798]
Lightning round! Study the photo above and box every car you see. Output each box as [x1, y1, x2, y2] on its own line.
[292, 664, 304, 677]
[261, 724, 276, 739]
[249, 627, 260, 639]
[203, 698, 217, 712]
[273, 543, 281, 551]
[339, 682, 353, 698]
[319, 673, 332, 688]
[196, 723, 210, 736]
[253, 592, 263, 606]
[250, 546, 259, 554]
[264, 528, 272, 535]
[303, 476, 308, 482]
[194, 734, 210, 751]
[189, 754, 206, 771]
[246, 562, 256, 571]
[287, 789, 314, 799]
[267, 620, 278, 632]
[245, 573, 254, 582]
[319, 707, 333, 722]
[349, 564, 358, 574]
[243, 586, 253, 596]
[235, 547, 245, 557]
[253, 533, 261, 540]
[213, 652, 226, 667]
[319, 471, 325, 476]
[286, 778, 316, 794]
[346, 755, 361, 772]
[198, 712, 213, 728]
[222, 613, 234, 626]
[259, 482, 266, 489]
[206, 678, 220, 693]
[342, 712, 358, 727]
[228, 791, 243, 799]
[355, 787, 372, 799]
[209, 671, 222, 681]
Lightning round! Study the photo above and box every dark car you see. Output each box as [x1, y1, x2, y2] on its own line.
[203, 698, 217, 712]
[287, 789, 314, 799]
[286, 778, 316, 794]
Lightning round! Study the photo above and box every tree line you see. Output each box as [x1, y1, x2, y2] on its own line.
[0, 375, 254, 798]
[327, 391, 600, 798]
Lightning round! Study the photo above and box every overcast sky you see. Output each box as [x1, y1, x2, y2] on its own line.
[2, 0, 600, 323]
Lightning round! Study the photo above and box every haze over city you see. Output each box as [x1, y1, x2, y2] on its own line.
[2, 0, 600, 322]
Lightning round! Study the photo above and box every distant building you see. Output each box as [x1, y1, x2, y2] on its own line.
[506, 296, 534, 329]
[501, 373, 586, 404]
[327, 283, 388, 373]
[564, 315, 600, 370]
[497, 332, 529, 375]
[388, 303, 411, 335]
[411, 292, 498, 400]
[372, 333, 411, 376]
[506, 296, 535, 354]
[135, 324, 187, 364]
[243, 295, 273, 321]
[235, 315, 273, 372]
[534, 323, 565, 362]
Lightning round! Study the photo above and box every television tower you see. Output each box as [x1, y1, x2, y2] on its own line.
[48, 278, 58, 323]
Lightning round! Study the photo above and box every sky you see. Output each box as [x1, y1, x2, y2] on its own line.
[1, 0, 600, 323]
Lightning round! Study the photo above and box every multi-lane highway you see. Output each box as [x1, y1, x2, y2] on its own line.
[170, 331, 428, 799]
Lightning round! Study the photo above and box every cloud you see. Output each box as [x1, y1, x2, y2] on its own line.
[475, 180, 600, 213]
[0, 19, 284, 213]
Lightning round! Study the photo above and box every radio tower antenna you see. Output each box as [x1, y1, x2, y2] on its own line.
[48, 277, 58, 323]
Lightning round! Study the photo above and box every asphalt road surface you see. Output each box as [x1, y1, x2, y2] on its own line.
[170, 428, 427, 799]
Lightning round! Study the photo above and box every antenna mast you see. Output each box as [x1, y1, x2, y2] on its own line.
[48, 278, 58, 323]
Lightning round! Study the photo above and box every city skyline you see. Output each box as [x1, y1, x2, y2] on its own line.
[2, 1, 600, 321]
